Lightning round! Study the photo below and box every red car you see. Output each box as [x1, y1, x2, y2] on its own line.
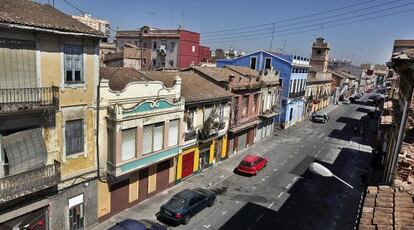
[236, 154, 267, 176]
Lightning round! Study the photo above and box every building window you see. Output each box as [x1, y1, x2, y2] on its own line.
[252, 94, 259, 113]
[152, 59, 156, 66]
[170, 42, 176, 52]
[64, 45, 83, 84]
[204, 106, 213, 122]
[265, 58, 272, 69]
[68, 194, 84, 230]
[192, 45, 195, 52]
[121, 128, 136, 161]
[186, 109, 195, 131]
[65, 119, 84, 156]
[168, 119, 179, 147]
[143, 122, 164, 155]
[250, 57, 257, 70]
[169, 60, 174, 67]
[242, 96, 249, 117]
[317, 49, 321, 55]
[279, 79, 283, 87]
[153, 41, 157, 49]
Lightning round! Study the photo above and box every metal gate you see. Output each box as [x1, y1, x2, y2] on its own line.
[238, 132, 247, 152]
[182, 151, 194, 179]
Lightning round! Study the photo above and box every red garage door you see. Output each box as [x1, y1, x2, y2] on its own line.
[156, 160, 171, 192]
[182, 151, 194, 179]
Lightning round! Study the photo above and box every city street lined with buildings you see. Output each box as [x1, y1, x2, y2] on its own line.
[1, 0, 413, 229]
[91, 97, 375, 230]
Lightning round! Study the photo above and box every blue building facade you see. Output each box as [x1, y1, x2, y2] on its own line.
[217, 50, 310, 128]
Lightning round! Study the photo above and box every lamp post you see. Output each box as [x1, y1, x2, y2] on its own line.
[309, 162, 354, 189]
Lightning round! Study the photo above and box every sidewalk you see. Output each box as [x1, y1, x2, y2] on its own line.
[90, 136, 277, 230]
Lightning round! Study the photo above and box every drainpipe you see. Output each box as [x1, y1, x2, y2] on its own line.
[96, 77, 106, 183]
[387, 86, 412, 183]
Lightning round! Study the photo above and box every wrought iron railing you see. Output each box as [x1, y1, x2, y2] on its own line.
[0, 160, 60, 203]
[289, 91, 305, 98]
[184, 130, 197, 141]
[219, 120, 226, 130]
[0, 86, 59, 115]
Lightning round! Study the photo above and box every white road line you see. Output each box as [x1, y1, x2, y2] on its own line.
[203, 225, 211, 228]
[268, 201, 276, 209]
[293, 176, 298, 182]
[273, 168, 278, 172]
[256, 212, 265, 222]
[286, 183, 292, 189]
[221, 210, 228, 216]
[277, 192, 284, 199]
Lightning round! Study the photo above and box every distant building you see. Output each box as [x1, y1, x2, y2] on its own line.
[115, 26, 209, 69]
[305, 38, 333, 114]
[216, 50, 309, 129]
[99, 42, 116, 66]
[103, 43, 144, 70]
[72, 14, 110, 39]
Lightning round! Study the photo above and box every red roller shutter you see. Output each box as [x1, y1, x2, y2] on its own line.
[182, 151, 194, 179]
[110, 179, 129, 216]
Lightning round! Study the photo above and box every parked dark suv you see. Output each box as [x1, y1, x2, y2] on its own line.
[156, 188, 216, 225]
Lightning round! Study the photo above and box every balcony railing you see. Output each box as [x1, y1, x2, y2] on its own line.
[0, 160, 60, 203]
[0, 86, 59, 115]
[289, 91, 305, 98]
[184, 130, 197, 141]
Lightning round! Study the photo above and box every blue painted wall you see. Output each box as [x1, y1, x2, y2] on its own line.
[217, 50, 308, 127]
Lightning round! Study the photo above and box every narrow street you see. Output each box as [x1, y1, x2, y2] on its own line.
[92, 95, 375, 230]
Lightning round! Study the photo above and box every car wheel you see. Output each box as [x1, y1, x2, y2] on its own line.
[208, 198, 215, 207]
[183, 215, 191, 225]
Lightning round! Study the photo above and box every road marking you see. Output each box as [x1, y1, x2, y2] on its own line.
[286, 183, 292, 189]
[221, 210, 228, 216]
[252, 186, 256, 190]
[256, 212, 265, 222]
[203, 225, 211, 228]
[277, 192, 284, 199]
[273, 168, 278, 172]
[268, 201, 276, 208]
[261, 178, 265, 181]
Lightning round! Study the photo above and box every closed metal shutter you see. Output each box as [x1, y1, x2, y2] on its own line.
[228, 138, 234, 156]
[156, 160, 170, 192]
[110, 179, 129, 216]
[255, 126, 262, 143]
[0, 38, 37, 88]
[182, 151, 194, 178]
[168, 119, 179, 147]
[238, 132, 247, 152]
[121, 128, 136, 161]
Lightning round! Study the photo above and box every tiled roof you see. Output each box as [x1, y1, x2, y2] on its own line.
[191, 66, 247, 83]
[359, 185, 414, 229]
[225, 65, 260, 77]
[141, 71, 233, 103]
[0, 0, 103, 36]
[100, 67, 150, 91]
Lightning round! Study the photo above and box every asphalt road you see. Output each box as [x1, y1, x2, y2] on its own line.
[174, 95, 375, 230]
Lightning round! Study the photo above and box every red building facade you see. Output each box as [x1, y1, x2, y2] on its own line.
[178, 30, 200, 68]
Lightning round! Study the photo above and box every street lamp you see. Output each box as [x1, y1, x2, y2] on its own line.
[309, 162, 354, 189]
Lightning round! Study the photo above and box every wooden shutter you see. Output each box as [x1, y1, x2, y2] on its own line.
[0, 38, 36, 88]
[168, 120, 179, 147]
[65, 119, 84, 156]
[121, 128, 136, 161]
[143, 125, 153, 154]
[153, 123, 164, 151]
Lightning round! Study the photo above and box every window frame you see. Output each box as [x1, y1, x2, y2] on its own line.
[121, 128, 136, 162]
[65, 119, 85, 157]
[143, 122, 165, 155]
[64, 45, 84, 85]
[250, 56, 257, 70]
[168, 119, 179, 147]
[264, 57, 272, 69]
[68, 200, 84, 230]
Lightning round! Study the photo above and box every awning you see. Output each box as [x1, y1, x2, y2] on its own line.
[1, 128, 47, 175]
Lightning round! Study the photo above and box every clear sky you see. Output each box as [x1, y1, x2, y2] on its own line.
[37, 0, 414, 65]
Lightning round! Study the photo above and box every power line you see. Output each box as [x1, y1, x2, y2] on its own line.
[205, 7, 414, 45]
[202, 2, 414, 42]
[203, 0, 403, 39]
[202, 0, 378, 34]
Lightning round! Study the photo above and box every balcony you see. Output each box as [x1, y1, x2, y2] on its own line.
[184, 130, 197, 141]
[0, 160, 60, 203]
[289, 91, 305, 98]
[0, 86, 59, 116]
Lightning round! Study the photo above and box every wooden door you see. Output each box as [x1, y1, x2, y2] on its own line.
[156, 160, 171, 192]
[110, 179, 129, 216]
[138, 168, 149, 202]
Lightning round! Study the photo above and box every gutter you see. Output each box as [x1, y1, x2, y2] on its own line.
[0, 22, 103, 38]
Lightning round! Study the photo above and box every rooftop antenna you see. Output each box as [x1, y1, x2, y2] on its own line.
[281, 40, 287, 54]
[180, 9, 184, 28]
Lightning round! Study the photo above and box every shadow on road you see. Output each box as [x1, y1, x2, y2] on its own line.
[219, 148, 371, 230]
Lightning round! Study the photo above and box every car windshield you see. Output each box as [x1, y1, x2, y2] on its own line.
[165, 196, 186, 211]
[240, 161, 252, 167]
